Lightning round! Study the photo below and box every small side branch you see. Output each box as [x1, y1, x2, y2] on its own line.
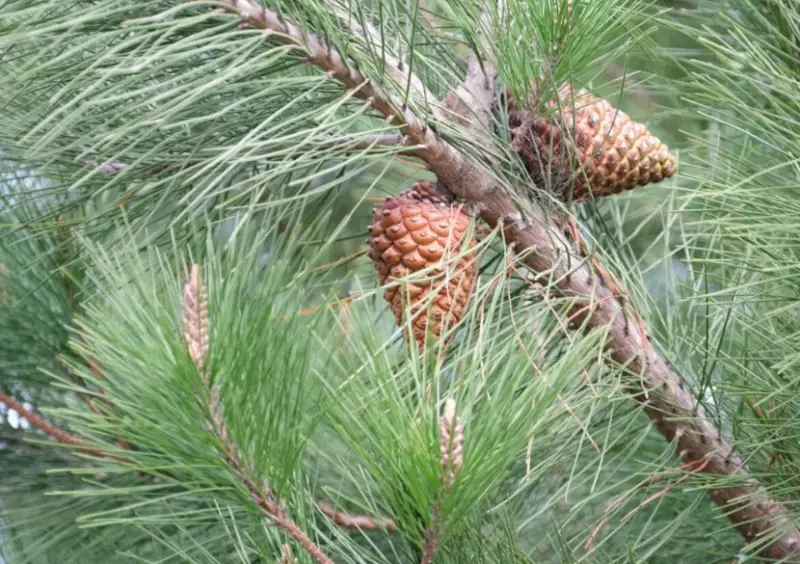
[1, 387, 391, 544]
[207, 389, 334, 564]
[315, 501, 397, 532]
[182, 265, 334, 564]
[0, 390, 81, 446]
[441, 7, 498, 135]
[0, 390, 125, 461]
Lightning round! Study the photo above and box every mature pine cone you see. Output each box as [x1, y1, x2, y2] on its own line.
[367, 182, 477, 351]
[509, 85, 677, 201]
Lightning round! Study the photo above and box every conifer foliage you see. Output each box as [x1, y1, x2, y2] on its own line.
[1, 0, 800, 563]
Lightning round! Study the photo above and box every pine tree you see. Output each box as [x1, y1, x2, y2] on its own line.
[1, 0, 799, 562]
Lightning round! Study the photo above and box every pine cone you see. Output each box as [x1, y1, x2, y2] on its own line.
[510, 85, 677, 200]
[367, 182, 477, 351]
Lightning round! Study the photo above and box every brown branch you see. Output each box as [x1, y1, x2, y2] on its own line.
[420, 509, 440, 564]
[436, 45, 800, 564]
[441, 66, 800, 564]
[2, 385, 334, 562]
[315, 501, 397, 532]
[0, 390, 81, 446]
[207, 388, 333, 564]
[211, 4, 800, 559]
[2, 386, 391, 547]
[441, 8, 498, 137]
[0, 390, 126, 461]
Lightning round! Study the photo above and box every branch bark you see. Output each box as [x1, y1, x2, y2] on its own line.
[207, 389, 334, 564]
[215, 3, 800, 559]
[315, 501, 397, 532]
[0, 390, 82, 446]
[0, 390, 126, 461]
[437, 62, 800, 564]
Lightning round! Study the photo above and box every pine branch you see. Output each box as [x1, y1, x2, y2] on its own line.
[1, 388, 394, 542]
[207, 388, 333, 564]
[15, 1, 795, 558]
[182, 265, 333, 564]
[439, 31, 800, 564]
[420, 507, 440, 564]
[0, 390, 125, 461]
[205, 3, 800, 559]
[0, 390, 81, 447]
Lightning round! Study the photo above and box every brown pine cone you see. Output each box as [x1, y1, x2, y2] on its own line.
[509, 85, 677, 201]
[367, 182, 477, 351]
